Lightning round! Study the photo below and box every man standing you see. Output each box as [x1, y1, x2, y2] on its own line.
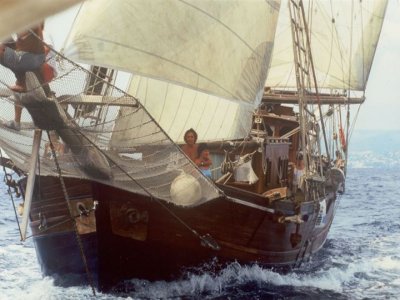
[0, 23, 46, 130]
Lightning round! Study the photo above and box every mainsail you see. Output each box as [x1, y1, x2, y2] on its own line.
[64, 0, 281, 142]
[65, 0, 280, 103]
[266, 0, 388, 92]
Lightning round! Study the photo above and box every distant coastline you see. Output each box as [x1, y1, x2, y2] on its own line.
[347, 129, 400, 168]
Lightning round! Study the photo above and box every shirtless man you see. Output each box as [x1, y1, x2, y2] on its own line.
[181, 128, 198, 161]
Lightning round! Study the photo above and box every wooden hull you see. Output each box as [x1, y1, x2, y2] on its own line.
[23, 175, 336, 291]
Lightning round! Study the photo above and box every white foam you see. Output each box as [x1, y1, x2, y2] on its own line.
[373, 256, 400, 271]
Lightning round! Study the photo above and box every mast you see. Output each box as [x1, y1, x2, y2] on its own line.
[289, 0, 330, 187]
[288, 0, 309, 177]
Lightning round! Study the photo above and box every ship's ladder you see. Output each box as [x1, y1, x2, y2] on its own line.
[289, 0, 332, 268]
[74, 65, 115, 126]
[288, 0, 330, 183]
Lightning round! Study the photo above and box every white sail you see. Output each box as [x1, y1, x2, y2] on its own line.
[127, 76, 254, 143]
[266, 0, 388, 91]
[64, 0, 281, 104]
[0, 0, 81, 41]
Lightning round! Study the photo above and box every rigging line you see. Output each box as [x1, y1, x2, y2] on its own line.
[155, 79, 170, 133]
[202, 95, 224, 141]
[345, 0, 355, 151]
[239, 138, 248, 156]
[178, 87, 199, 141]
[0, 150, 23, 240]
[193, 94, 212, 137]
[46, 130, 96, 297]
[24, 209, 96, 240]
[360, 2, 365, 91]
[76, 129, 222, 251]
[347, 103, 362, 150]
[293, 190, 323, 267]
[215, 101, 238, 140]
[344, 0, 357, 173]
[298, 0, 331, 162]
[318, 0, 335, 88]
[328, 1, 347, 91]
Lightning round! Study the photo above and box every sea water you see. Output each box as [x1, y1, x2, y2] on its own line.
[1, 147, 399, 299]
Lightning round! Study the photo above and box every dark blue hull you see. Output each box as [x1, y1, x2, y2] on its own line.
[33, 230, 98, 287]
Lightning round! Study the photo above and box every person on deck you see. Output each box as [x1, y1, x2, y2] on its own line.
[195, 143, 212, 178]
[334, 150, 345, 170]
[292, 151, 305, 193]
[0, 23, 46, 131]
[181, 128, 198, 161]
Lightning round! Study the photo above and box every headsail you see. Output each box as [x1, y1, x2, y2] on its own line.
[266, 0, 388, 92]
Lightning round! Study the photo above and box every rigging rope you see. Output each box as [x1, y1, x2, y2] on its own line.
[77, 129, 221, 251]
[24, 208, 96, 240]
[46, 130, 97, 296]
[0, 150, 23, 240]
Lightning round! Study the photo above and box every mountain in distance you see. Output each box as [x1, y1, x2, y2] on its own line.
[348, 129, 400, 169]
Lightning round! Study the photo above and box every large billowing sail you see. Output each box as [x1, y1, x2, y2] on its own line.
[0, 0, 81, 41]
[266, 0, 388, 91]
[64, 0, 281, 104]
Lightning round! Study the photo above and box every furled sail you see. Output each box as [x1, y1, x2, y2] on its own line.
[64, 0, 281, 104]
[266, 0, 388, 92]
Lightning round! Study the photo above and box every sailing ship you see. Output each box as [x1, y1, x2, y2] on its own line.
[0, 0, 388, 292]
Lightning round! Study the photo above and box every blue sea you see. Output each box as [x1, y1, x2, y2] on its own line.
[1, 131, 399, 299]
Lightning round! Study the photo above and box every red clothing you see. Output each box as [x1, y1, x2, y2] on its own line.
[41, 62, 54, 83]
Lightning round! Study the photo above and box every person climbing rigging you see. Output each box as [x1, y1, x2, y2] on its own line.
[0, 22, 56, 131]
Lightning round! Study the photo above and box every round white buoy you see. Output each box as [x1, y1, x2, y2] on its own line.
[170, 173, 202, 206]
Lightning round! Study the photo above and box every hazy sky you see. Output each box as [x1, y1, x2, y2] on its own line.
[357, 0, 400, 130]
[46, 0, 400, 131]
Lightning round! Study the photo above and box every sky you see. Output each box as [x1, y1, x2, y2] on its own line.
[45, 0, 400, 131]
[357, 0, 400, 131]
